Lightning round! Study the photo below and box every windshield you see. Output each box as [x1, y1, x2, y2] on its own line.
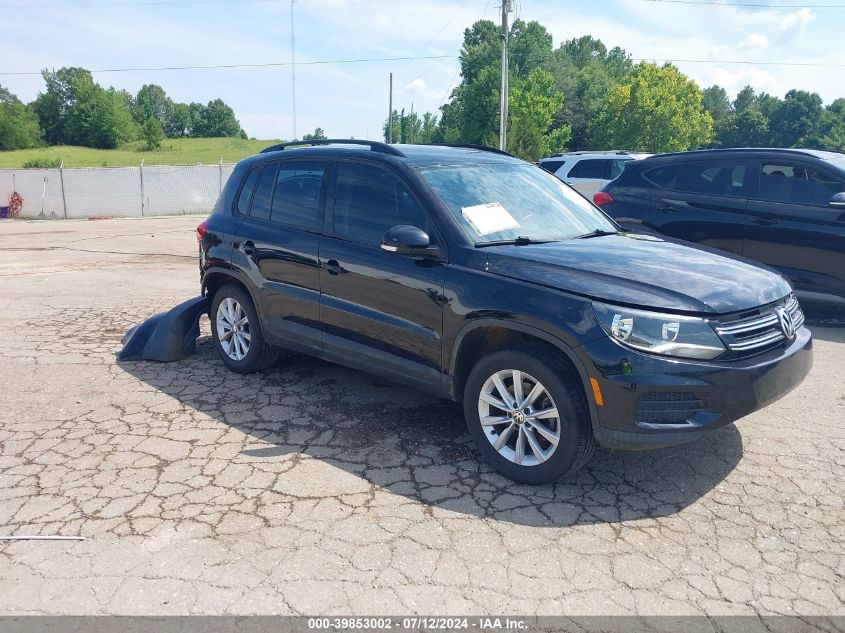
[419, 162, 617, 244]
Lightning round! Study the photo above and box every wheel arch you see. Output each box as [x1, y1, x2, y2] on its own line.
[202, 266, 257, 306]
[447, 319, 599, 433]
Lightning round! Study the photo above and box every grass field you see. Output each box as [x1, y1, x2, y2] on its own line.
[0, 137, 283, 168]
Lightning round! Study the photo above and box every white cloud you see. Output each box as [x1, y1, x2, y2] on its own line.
[405, 78, 427, 94]
[740, 33, 769, 50]
[700, 67, 778, 95]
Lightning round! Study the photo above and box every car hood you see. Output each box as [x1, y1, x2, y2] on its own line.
[483, 233, 792, 314]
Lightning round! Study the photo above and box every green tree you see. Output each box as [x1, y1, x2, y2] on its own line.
[0, 85, 43, 150]
[133, 84, 173, 131]
[167, 102, 192, 137]
[32, 67, 94, 145]
[702, 85, 732, 123]
[191, 99, 241, 137]
[507, 68, 567, 160]
[594, 62, 713, 152]
[551, 36, 633, 150]
[187, 102, 207, 136]
[733, 85, 756, 113]
[768, 89, 824, 147]
[383, 109, 439, 144]
[302, 127, 327, 141]
[818, 98, 845, 151]
[142, 116, 165, 150]
[439, 18, 558, 148]
[716, 108, 769, 147]
[85, 88, 139, 149]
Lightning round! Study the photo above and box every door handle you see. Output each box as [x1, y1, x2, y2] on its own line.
[751, 218, 777, 227]
[657, 205, 678, 213]
[242, 240, 256, 256]
[322, 259, 343, 275]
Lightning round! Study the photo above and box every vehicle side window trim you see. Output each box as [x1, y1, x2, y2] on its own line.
[233, 159, 331, 234]
[231, 165, 261, 217]
[646, 159, 751, 197]
[752, 158, 845, 208]
[323, 159, 446, 259]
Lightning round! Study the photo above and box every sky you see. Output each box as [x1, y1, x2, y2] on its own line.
[1, 0, 843, 141]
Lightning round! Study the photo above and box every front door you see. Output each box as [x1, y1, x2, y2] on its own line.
[319, 161, 447, 392]
[745, 159, 845, 298]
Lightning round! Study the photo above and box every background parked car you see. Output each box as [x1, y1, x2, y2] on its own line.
[594, 148, 845, 302]
[538, 151, 651, 197]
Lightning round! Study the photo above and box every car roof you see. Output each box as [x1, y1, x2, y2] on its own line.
[639, 148, 845, 163]
[539, 151, 637, 160]
[239, 142, 524, 170]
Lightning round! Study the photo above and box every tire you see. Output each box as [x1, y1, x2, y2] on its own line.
[210, 284, 279, 373]
[463, 343, 596, 484]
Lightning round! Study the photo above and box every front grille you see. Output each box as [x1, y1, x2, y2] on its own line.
[714, 295, 804, 356]
[635, 392, 704, 425]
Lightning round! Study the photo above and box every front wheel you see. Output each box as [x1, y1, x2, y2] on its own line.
[210, 284, 279, 373]
[463, 345, 596, 484]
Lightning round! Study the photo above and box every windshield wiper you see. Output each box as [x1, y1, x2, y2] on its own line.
[572, 229, 619, 240]
[475, 236, 559, 248]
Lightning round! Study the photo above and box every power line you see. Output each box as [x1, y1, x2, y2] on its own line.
[0, 0, 263, 7]
[634, 0, 845, 9]
[633, 57, 845, 67]
[0, 55, 456, 76]
[2, 54, 843, 77]
[6, 0, 843, 8]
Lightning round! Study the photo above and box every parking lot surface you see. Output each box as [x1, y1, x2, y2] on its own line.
[0, 217, 843, 616]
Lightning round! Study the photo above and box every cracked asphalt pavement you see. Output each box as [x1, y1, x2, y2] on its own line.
[0, 217, 843, 616]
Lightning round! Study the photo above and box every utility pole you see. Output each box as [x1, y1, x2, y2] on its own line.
[498, 0, 512, 151]
[290, 0, 297, 140]
[388, 72, 394, 143]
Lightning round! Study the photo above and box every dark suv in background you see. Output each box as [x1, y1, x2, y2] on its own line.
[595, 148, 845, 302]
[198, 140, 812, 484]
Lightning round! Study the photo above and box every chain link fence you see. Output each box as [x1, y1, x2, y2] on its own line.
[0, 163, 236, 219]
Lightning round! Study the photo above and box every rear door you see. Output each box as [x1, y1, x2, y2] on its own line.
[647, 159, 750, 255]
[318, 160, 447, 392]
[745, 158, 845, 297]
[233, 159, 330, 353]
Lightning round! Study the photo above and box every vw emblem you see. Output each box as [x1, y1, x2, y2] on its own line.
[775, 306, 796, 339]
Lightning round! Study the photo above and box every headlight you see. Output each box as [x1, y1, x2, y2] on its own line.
[593, 302, 725, 360]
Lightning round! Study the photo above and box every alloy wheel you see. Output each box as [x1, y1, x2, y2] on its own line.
[216, 297, 251, 361]
[477, 369, 561, 466]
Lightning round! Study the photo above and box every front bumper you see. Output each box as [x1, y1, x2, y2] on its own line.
[576, 326, 813, 450]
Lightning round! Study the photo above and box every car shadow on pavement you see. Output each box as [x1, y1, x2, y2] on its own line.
[801, 299, 845, 343]
[121, 334, 744, 528]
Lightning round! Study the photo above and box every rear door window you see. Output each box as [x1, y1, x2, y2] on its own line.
[270, 161, 328, 230]
[759, 162, 845, 206]
[249, 164, 278, 220]
[567, 159, 608, 179]
[649, 161, 749, 196]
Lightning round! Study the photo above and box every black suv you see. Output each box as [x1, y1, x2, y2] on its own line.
[595, 148, 845, 301]
[197, 140, 812, 484]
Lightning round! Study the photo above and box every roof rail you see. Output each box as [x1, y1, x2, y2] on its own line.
[425, 143, 515, 157]
[260, 139, 405, 157]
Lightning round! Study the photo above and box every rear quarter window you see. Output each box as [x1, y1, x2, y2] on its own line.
[539, 160, 565, 174]
[236, 167, 261, 215]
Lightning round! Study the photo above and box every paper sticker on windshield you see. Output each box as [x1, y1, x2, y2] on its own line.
[461, 202, 519, 236]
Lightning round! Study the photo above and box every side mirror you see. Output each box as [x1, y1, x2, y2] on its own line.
[830, 192, 845, 208]
[380, 225, 433, 257]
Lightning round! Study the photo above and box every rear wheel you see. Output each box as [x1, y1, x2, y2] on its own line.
[463, 344, 595, 484]
[211, 284, 278, 373]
